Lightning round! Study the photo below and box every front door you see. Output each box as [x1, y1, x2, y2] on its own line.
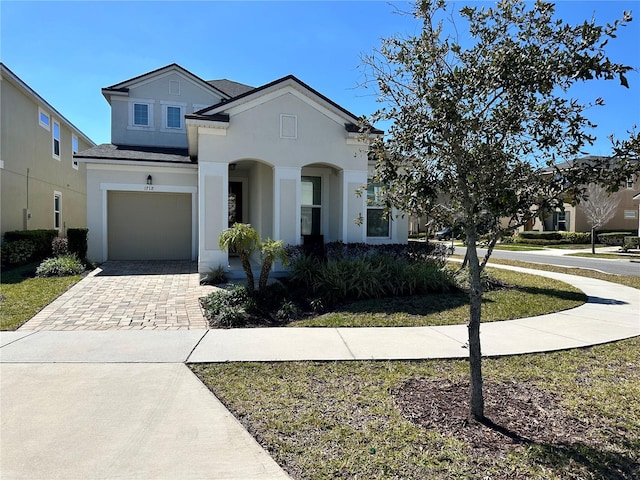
[229, 181, 243, 227]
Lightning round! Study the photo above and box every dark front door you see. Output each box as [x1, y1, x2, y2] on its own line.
[229, 181, 243, 228]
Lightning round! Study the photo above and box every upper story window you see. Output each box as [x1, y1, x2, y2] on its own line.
[39, 107, 50, 130]
[134, 104, 149, 126]
[52, 121, 61, 159]
[128, 99, 155, 130]
[167, 106, 181, 128]
[72, 135, 79, 169]
[626, 177, 635, 189]
[161, 101, 186, 132]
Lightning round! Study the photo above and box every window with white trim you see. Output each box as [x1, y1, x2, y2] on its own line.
[72, 135, 79, 169]
[52, 121, 60, 159]
[54, 192, 62, 230]
[301, 176, 321, 235]
[128, 100, 155, 130]
[366, 182, 390, 237]
[160, 101, 186, 132]
[38, 107, 50, 130]
[624, 210, 637, 219]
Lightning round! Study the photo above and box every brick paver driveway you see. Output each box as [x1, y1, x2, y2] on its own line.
[20, 261, 217, 331]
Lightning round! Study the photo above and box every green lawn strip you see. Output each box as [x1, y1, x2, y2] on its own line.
[0, 264, 81, 330]
[191, 337, 640, 480]
[289, 268, 585, 327]
[492, 244, 545, 251]
[483, 258, 640, 290]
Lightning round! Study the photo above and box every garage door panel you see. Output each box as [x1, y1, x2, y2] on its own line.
[108, 191, 191, 260]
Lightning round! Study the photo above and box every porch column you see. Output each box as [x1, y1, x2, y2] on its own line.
[273, 166, 301, 246]
[342, 169, 367, 243]
[198, 162, 228, 273]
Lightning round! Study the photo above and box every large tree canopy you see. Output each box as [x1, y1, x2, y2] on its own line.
[362, 0, 636, 421]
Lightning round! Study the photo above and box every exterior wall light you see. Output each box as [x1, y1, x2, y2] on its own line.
[147, 175, 152, 185]
[229, 163, 237, 171]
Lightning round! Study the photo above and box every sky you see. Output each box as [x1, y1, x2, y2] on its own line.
[1, 0, 638, 156]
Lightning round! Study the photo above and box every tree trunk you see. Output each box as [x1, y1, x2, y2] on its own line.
[258, 258, 272, 291]
[591, 226, 596, 255]
[240, 253, 255, 293]
[465, 227, 485, 422]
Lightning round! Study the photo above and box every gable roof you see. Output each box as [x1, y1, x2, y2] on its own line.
[189, 74, 383, 135]
[101, 63, 229, 102]
[75, 143, 193, 164]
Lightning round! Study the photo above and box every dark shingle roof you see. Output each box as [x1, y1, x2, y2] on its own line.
[207, 79, 254, 98]
[75, 144, 194, 164]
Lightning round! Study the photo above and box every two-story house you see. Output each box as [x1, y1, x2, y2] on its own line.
[76, 64, 407, 273]
[0, 63, 95, 239]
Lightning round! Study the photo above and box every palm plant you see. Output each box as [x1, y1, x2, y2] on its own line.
[219, 223, 260, 292]
[259, 239, 288, 290]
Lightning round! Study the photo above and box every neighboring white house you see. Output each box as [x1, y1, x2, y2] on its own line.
[76, 64, 407, 273]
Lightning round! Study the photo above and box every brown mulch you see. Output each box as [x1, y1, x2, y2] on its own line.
[394, 378, 591, 455]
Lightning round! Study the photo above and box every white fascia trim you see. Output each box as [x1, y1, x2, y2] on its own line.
[124, 70, 226, 100]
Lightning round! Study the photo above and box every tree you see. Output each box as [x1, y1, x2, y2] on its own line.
[219, 223, 260, 293]
[259, 239, 288, 290]
[361, 0, 634, 421]
[580, 184, 621, 254]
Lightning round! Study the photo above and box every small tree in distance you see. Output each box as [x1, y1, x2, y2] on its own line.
[361, 0, 637, 422]
[580, 184, 621, 254]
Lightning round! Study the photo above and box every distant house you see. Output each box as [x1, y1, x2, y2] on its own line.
[529, 156, 639, 233]
[76, 64, 406, 273]
[0, 63, 95, 240]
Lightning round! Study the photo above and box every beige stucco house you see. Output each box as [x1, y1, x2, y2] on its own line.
[0, 63, 95, 239]
[77, 64, 406, 273]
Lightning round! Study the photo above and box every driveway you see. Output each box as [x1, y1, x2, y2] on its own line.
[19, 261, 217, 331]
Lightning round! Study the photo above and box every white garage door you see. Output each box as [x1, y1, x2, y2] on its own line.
[108, 191, 192, 260]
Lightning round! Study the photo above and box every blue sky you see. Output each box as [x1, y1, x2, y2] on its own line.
[1, 1, 638, 155]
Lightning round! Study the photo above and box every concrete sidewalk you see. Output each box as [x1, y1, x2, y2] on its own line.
[1, 264, 638, 479]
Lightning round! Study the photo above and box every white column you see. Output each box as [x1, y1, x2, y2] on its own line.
[198, 162, 229, 273]
[273, 166, 301, 246]
[342, 169, 367, 243]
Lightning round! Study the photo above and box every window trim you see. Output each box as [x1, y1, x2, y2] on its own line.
[53, 191, 62, 230]
[127, 99, 155, 131]
[72, 135, 79, 169]
[38, 107, 51, 130]
[52, 120, 61, 160]
[160, 101, 187, 133]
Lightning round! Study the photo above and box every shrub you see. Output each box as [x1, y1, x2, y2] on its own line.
[201, 265, 228, 285]
[67, 228, 88, 259]
[559, 231, 591, 244]
[518, 231, 562, 241]
[3, 230, 57, 261]
[200, 285, 254, 328]
[35, 255, 85, 277]
[598, 232, 634, 246]
[500, 235, 515, 244]
[52, 237, 69, 257]
[1, 240, 36, 266]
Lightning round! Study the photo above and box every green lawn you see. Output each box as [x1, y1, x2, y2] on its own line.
[492, 244, 545, 251]
[566, 252, 640, 259]
[0, 263, 82, 330]
[290, 268, 586, 327]
[191, 336, 640, 480]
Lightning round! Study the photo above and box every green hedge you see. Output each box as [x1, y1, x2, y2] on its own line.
[67, 228, 89, 259]
[516, 231, 591, 245]
[518, 231, 562, 240]
[2, 229, 57, 264]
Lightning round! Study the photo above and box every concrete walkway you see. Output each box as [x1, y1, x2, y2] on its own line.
[1, 264, 638, 479]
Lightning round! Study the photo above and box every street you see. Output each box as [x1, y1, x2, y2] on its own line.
[454, 246, 640, 277]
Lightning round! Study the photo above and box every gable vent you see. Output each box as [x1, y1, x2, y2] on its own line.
[169, 80, 180, 95]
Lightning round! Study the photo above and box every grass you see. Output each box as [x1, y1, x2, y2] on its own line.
[289, 268, 586, 327]
[492, 244, 545, 251]
[0, 262, 82, 330]
[482, 258, 640, 290]
[191, 336, 640, 480]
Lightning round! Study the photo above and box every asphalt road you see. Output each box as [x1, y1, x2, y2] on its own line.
[454, 246, 640, 276]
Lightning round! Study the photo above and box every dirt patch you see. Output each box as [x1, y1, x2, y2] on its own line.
[394, 378, 590, 454]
